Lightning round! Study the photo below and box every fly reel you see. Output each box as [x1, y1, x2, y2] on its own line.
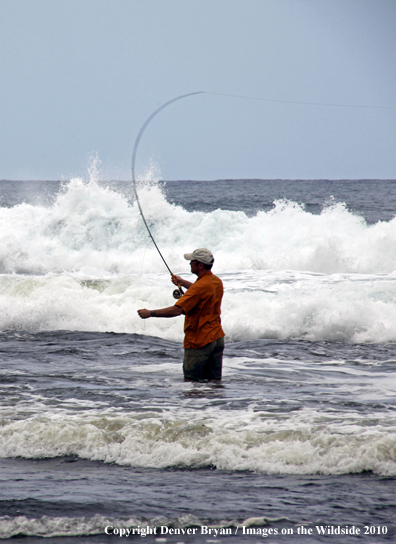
[173, 288, 183, 300]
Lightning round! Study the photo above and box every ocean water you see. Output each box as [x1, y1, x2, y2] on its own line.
[0, 176, 396, 543]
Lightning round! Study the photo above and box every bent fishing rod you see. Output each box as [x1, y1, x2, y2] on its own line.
[131, 91, 205, 299]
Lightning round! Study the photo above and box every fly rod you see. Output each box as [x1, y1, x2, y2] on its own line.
[131, 91, 205, 298]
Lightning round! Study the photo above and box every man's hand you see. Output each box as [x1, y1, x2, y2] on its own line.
[171, 273, 193, 290]
[137, 309, 151, 319]
[171, 273, 183, 287]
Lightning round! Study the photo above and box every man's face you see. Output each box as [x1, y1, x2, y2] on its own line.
[190, 259, 201, 275]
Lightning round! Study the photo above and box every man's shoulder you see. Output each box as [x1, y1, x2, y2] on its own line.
[197, 271, 221, 282]
[196, 271, 223, 290]
[209, 272, 223, 284]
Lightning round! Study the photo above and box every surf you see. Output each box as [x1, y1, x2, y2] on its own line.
[2, 176, 396, 342]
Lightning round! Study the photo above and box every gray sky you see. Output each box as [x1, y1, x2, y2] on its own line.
[1, 0, 395, 181]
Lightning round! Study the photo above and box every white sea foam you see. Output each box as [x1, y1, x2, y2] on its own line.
[1, 177, 396, 276]
[0, 513, 110, 539]
[1, 406, 395, 476]
[2, 179, 396, 341]
[2, 270, 396, 342]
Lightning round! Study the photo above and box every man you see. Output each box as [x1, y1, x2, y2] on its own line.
[137, 248, 225, 382]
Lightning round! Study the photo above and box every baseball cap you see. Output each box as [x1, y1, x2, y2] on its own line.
[184, 248, 214, 265]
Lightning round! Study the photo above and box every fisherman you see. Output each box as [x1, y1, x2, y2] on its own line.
[137, 248, 225, 382]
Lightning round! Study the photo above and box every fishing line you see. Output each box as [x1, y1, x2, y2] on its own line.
[206, 91, 396, 110]
[132, 89, 394, 297]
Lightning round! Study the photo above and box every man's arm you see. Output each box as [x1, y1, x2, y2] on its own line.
[137, 305, 183, 319]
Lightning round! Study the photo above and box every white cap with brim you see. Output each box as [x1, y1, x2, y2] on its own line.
[184, 248, 214, 265]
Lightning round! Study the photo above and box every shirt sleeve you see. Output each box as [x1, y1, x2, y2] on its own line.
[174, 281, 203, 314]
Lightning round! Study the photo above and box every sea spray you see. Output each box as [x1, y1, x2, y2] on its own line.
[2, 178, 396, 341]
[2, 179, 396, 275]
